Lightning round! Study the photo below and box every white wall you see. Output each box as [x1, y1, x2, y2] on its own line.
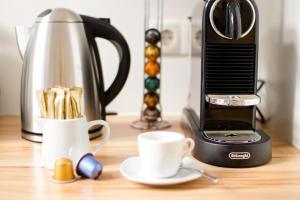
[0, 0, 199, 116]
[283, 1, 300, 149]
[252, 0, 300, 150]
[260, 0, 300, 149]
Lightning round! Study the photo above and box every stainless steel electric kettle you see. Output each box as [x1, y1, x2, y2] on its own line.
[15, 8, 130, 142]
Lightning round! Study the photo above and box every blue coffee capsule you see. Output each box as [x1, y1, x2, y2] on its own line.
[145, 77, 160, 92]
[76, 153, 103, 179]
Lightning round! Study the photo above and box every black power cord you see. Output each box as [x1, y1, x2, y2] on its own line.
[256, 79, 267, 123]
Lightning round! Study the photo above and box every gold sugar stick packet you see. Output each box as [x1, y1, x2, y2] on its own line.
[51, 86, 67, 93]
[45, 90, 56, 119]
[37, 86, 83, 119]
[64, 88, 73, 119]
[70, 87, 83, 118]
[53, 88, 65, 119]
[36, 90, 47, 118]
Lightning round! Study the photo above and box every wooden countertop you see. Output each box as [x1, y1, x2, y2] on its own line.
[0, 116, 300, 200]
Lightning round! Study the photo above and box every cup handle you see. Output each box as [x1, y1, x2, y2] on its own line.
[88, 120, 111, 155]
[182, 138, 195, 158]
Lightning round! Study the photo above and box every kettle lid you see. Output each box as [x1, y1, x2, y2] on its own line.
[36, 8, 82, 23]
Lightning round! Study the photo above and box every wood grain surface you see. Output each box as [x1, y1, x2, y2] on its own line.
[0, 116, 299, 200]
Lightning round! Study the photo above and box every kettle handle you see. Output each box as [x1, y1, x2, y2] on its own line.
[81, 15, 131, 106]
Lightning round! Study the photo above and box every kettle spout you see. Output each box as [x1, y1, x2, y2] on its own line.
[15, 26, 32, 59]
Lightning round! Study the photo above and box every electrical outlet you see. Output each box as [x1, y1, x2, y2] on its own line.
[158, 20, 200, 56]
[191, 24, 202, 56]
[161, 22, 181, 55]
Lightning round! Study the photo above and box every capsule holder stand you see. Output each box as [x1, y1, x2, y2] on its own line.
[131, 0, 171, 130]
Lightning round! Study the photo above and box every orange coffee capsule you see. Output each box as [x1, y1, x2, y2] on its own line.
[144, 92, 159, 109]
[145, 60, 160, 77]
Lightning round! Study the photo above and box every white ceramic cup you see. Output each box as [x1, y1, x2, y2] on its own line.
[37, 116, 110, 170]
[138, 131, 195, 178]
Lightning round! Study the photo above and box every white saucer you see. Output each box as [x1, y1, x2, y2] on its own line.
[120, 157, 202, 186]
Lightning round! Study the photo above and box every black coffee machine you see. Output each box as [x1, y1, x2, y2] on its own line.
[182, 0, 272, 167]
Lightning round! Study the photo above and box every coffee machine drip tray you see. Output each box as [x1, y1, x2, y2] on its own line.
[204, 130, 261, 144]
[206, 95, 261, 107]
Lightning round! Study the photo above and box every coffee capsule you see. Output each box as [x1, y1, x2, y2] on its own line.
[144, 92, 159, 109]
[145, 44, 160, 60]
[145, 28, 161, 44]
[144, 107, 161, 122]
[76, 153, 103, 180]
[145, 60, 160, 77]
[145, 77, 160, 92]
[51, 158, 76, 183]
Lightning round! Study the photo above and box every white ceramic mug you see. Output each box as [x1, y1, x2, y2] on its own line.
[37, 116, 110, 170]
[138, 131, 195, 178]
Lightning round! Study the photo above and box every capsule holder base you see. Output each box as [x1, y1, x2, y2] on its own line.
[131, 119, 171, 130]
